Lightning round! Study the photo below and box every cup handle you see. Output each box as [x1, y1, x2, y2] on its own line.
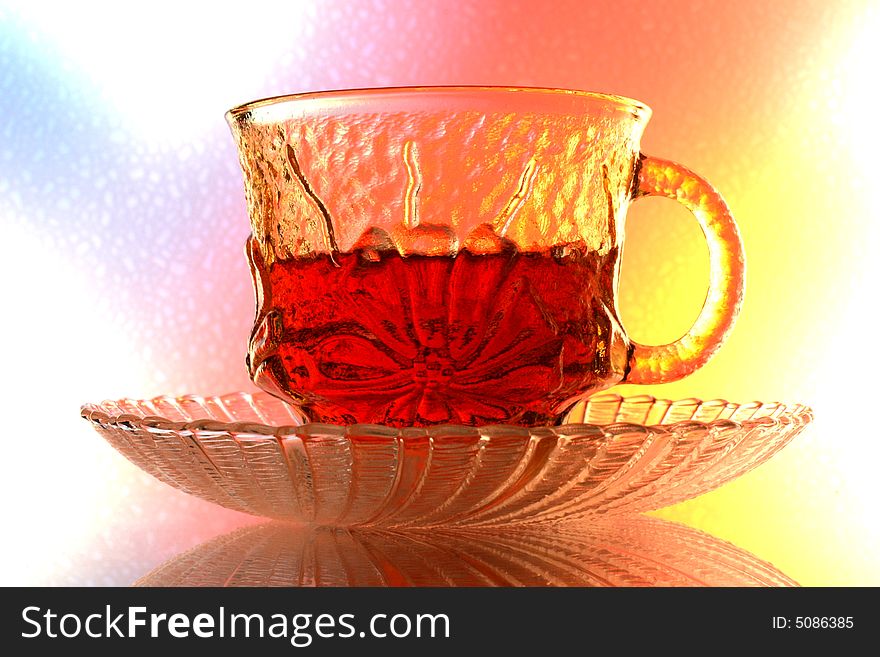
[623, 154, 745, 384]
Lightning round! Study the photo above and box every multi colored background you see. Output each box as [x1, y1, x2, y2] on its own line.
[1, 0, 877, 586]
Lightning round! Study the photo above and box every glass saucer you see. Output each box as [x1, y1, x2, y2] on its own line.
[81, 392, 812, 526]
[135, 515, 796, 587]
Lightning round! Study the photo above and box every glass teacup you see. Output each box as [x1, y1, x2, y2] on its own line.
[227, 87, 744, 427]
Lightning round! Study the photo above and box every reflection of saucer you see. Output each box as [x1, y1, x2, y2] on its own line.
[135, 515, 796, 587]
[82, 392, 811, 525]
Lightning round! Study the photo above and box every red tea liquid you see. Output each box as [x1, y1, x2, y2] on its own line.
[248, 243, 628, 427]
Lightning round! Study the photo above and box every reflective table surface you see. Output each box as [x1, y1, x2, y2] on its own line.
[1, 379, 875, 587]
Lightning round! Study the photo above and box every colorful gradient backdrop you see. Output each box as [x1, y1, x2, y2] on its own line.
[1, 0, 877, 585]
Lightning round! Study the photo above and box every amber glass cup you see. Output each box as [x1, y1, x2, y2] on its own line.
[227, 87, 744, 427]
